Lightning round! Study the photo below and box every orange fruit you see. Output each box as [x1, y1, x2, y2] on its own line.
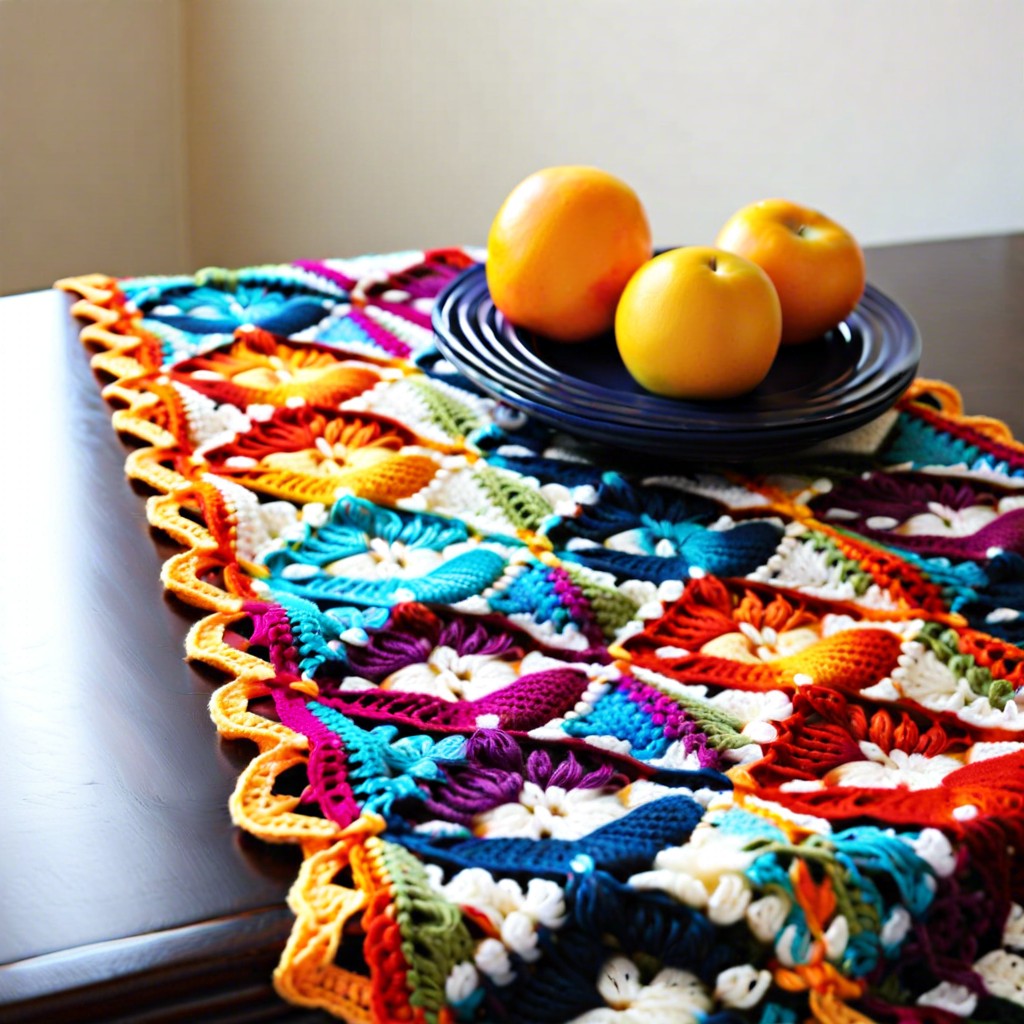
[614, 246, 782, 400]
[486, 166, 653, 343]
[715, 199, 866, 345]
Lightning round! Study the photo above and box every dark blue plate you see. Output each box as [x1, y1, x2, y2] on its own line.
[432, 263, 920, 459]
[449, 268, 907, 424]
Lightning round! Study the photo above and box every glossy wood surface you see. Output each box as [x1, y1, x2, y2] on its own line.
[865, 233, 1024, 436]
[0, 292, 330, 1021]
[0, 233, 1021, 1021]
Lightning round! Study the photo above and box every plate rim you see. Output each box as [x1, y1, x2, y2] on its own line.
[444, 282, 912, 428]
[471, 275, 904, 413]
[432, 262, 921, 455]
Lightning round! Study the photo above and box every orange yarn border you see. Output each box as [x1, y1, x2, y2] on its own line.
[58, 276, 383, 1020]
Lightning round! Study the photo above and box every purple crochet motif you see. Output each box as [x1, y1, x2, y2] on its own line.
[858, 857, 996, 1022]
[810, 470, 1024, 559]
[423, 729, 622, 823]
[345, 606, 525, 683]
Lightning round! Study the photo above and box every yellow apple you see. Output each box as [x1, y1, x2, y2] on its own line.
[715, 199, 866, 345]
[614, 246, 782, 400]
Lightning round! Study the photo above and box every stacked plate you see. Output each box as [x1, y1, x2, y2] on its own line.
[432, 263, 921, 461]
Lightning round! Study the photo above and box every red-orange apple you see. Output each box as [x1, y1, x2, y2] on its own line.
[715, 199, 866, 345]
[614, 246, 782, 400]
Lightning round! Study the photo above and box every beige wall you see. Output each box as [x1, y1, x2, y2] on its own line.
[184, 0, 1024, 269]
[0, 0, 189, 294]
[2, 0, 1022, 292]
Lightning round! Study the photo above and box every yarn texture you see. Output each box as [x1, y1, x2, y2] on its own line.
[59, 249, 1024, 1024]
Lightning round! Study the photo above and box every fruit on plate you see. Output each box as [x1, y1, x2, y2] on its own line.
[615, 246, 782, 400]
[715, 198, 866, 345]
[486, 166, 653, 343]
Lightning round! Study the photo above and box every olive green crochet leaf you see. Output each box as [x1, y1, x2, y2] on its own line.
[475, 464, 554, 532]
[407, 376, 483, 440]
[915, 621, 1013, 709]
[806, 530, 874, 595]
[381, 840, 475, 1022]
[560, 562, 640, 639]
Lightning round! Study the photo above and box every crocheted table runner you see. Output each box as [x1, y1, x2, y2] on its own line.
[59, 250, 1024, 1024]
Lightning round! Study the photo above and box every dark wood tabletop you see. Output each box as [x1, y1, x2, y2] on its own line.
[1, 233, 1021, 1023]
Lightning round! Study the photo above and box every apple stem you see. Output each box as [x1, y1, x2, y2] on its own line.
[708, 256, 718, 271]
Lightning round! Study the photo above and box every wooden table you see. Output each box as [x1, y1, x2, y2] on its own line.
[1, 234, 1021, 1022]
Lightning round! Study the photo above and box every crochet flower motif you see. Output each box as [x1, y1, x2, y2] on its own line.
[201, 405, 438, 505]
[465, 743, 690, 843]
[751, 686, 1024, 831]
[420, 730, 625, 829]
[261, 496, 510, 612]
[345, 247, 476, 324]
[634, 576, 824, 656]
[169, 329, 382, 409]
[825, 741, 964, 790]
[428, 867, 567, 976]
[862, 626, 1024, 729]
[298, 248, 475, 310]
[346, 606, 529, 682]
[286, 251, 478, 365]
[811, 471, 1024, 560]
[383, 645, 531, 703]
[263, 422, 402, 476]
[898, 500, 1007, 536]
[431, 867, 567, 935]
[474, 781, 628, 841]
[549, 472, 783, 585]
[126, 265, 344, 336]
[335, 536, 442, 578]
[629, 820, 759, 924]
[207, 406, 406, 466]
[698, 686, 794, 733]
[570, 956, 710, 1024]
[625, 575, 911, 697]
[699, 618, 821, 663]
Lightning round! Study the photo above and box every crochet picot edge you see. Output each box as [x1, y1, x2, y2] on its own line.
[60, 274, 382, 1019]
